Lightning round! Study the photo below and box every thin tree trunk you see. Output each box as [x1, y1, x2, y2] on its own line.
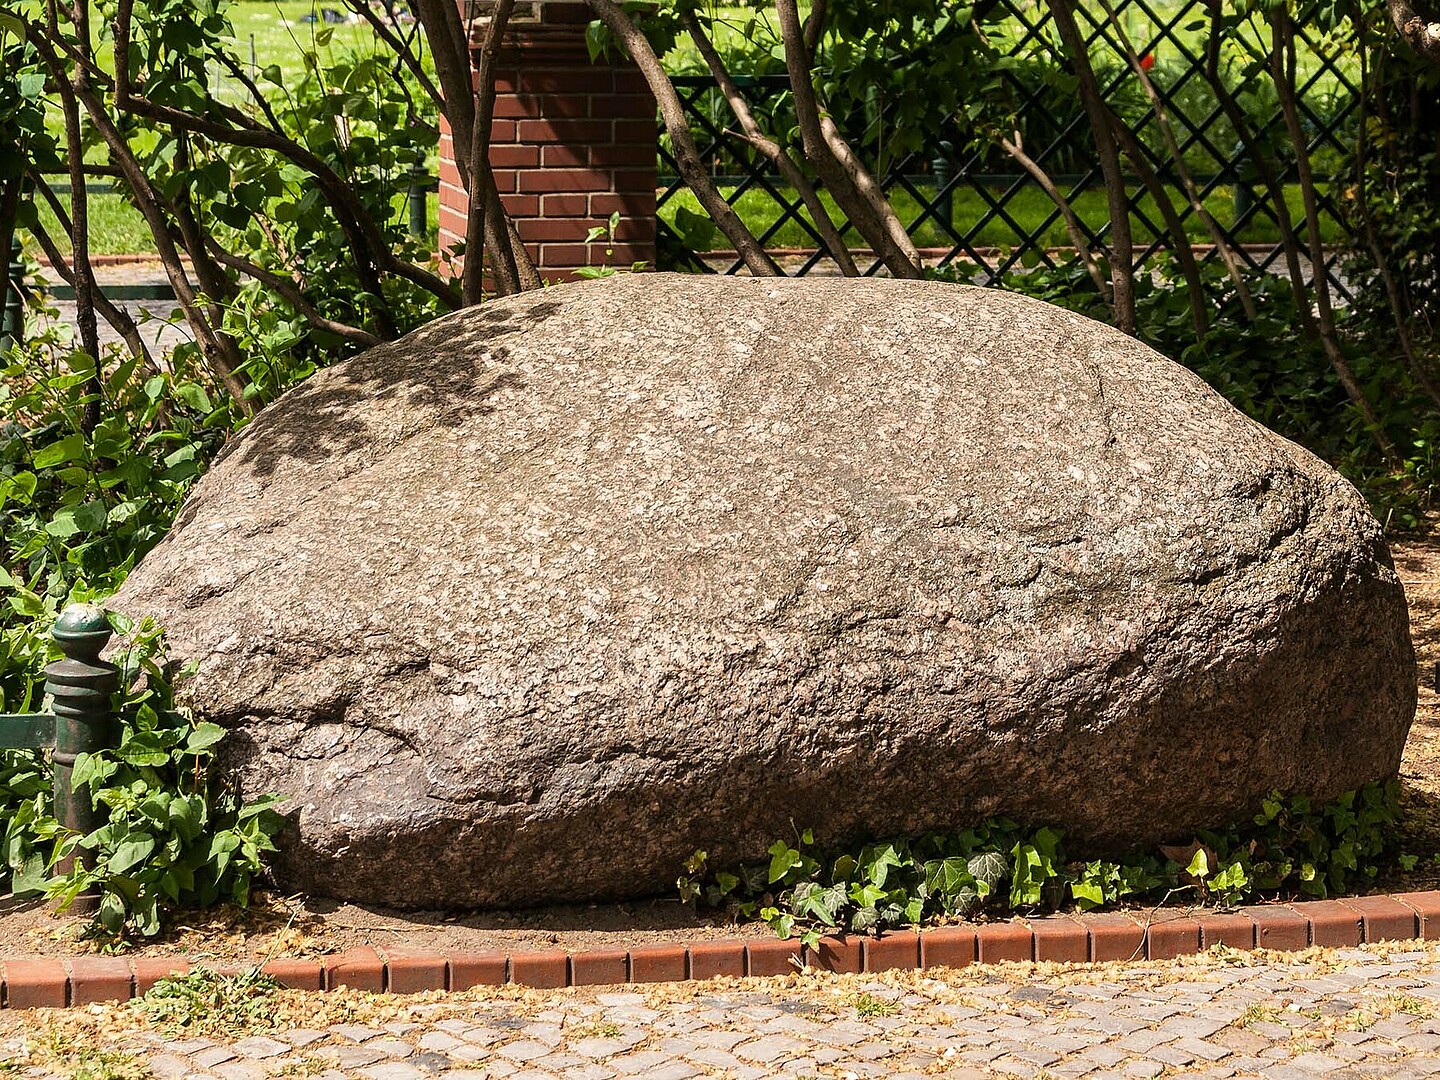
[683, 9, 858, 276]
[26, 183, 158, 373]
[464, 0, 517, 302]
[55, 0, 100, 430]
[1354, 17, 1440, 409]
[1271, 10, 1399, 466]
[774, 0, 920, 277]
[1097, 0, 1256, 321]
[586, 0, 780, 276]
[1046, 0, 1135, 334]
[1000, 131, 1112, 305]
[1106, 112, 1210, 337]
[1203, 0, 1314, 332]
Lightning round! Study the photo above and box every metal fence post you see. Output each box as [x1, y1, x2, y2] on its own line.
[45, 603, 118, 909]
[932, 141, 955, 231]
[1, 235, 22, 354]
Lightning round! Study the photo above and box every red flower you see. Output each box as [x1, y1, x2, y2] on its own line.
[1139, 53, 1156, 71]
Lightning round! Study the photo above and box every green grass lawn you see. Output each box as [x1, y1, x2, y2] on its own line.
[657, 180, 1343, 254]
[21, 0, 1351, 265]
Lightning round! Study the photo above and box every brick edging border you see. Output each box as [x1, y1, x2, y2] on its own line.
[7, 891, 1440, 1009]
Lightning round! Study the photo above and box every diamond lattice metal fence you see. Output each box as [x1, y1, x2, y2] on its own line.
[657, 0, 1360, 295]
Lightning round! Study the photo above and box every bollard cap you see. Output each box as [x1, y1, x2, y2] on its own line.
[51, 603, 113, 662]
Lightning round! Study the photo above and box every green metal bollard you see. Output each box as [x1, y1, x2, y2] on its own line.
[45, 603, 118, 911]
[1, 234, 22, 355]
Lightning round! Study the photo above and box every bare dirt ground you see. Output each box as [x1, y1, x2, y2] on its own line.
[3, 532, 1439, 964]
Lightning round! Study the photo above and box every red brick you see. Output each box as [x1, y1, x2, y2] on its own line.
[69, 958, 132, 1004]
[538, 244, 593, 268]
[261, 959, 324, 991]
[534, 89, 595, 119]
[628, 945, 686, 984]
[542, 194, 591, 216]
[610, 217, 657, 241]
[977, 921, 1034, 964]
[491, 169, 518, 194]
[614, 169, 659, 192]
[490, 120, 517, 143]
[598, 243, 653, 265]
[492, 93, 545, 119]
[688, 940, 746, 981]
[589, 143, 659, 168]
[490, 144, 540, 168]
[448, 952, 507, 990]
[1303, 899, 1364, 947]
[919, 925, 976, 970]
[1028, 916, 1088, 964]
[438, 155, 461, 187]
[517, 218, 594, 243]
[1198, 913, 1255, 950]
[3, 959, 68, 1009]
[745, 937, 801, 977]
[510, 950, 569, 989]
[1341, 896, 1419, 942]
[499, 194, 541, 217]
[808, 934, 862, 974]
[512, 69, 616, 95]
[590, 193, 656, 217]
[1396, 891, 1440, 940]
[570, 950, 628, 987]
[131, 958, 189, 996]
[1147, 917, 1202, 960]
[541, 143, 591, 168]
[325, 948, 385, 992]
[1076, 913, 1146, 962]
[1244, 905, 1310, 952]
[518, 168, 613, 194]
[384, 952, 447, 994]
[606, 93, 660, 119]
[517, 119, 612, 144]
[864, 931, 920, 973]
[613, 119, 657, 144]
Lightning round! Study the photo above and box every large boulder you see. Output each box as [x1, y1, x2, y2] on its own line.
[111, 274, 1415, 909]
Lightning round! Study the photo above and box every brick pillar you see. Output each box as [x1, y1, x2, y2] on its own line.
[438, 2, 657, 283]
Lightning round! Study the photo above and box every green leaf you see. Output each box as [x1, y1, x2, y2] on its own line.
[108, 835, 157, 874]
[184, 722, 227, 753]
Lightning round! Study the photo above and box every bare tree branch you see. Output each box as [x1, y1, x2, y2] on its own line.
[203, 240, 383, 347]
[465, 0, 519, 301]
[775, 0, 921, 277]
[1000, 131, 1112, 306]
[683, 8, 858, 275]
[587, 0, 780, 276]
[1203, 0, 1313, 331]
[1097, 0, 1255, 321]
[1046, 0, 1134, 334]
[342, 0, 446, 112]
[1271, 8, 1399, 466]
[24, 194, 158, 374]
[1388, 0, 1440, 61]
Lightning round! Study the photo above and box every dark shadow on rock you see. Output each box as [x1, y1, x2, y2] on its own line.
[215, 298, 562, 482]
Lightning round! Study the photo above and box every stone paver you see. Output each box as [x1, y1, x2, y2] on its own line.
[12, 940, 1440, 1078]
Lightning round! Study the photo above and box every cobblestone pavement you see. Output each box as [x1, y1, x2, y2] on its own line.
[10, 942, 1440, 1078]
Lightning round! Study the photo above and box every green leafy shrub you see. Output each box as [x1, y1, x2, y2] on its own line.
[680, 781, 1401, 946]
[1, 321, 284, 947]
[0, 613, 283, 947]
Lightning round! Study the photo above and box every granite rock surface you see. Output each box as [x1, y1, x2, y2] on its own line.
[110, 274, 1415, 907]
